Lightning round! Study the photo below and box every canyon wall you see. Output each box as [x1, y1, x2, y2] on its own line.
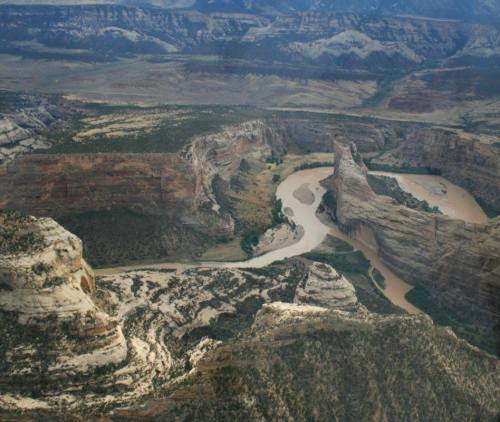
[1, 216, 498, 418]
[332, 143, 500, 324]
[0, 153, 197, 217]
[373, 128, 500, 211]
[0, 213, 129, 393]
[1, 5, 499, 67]
[0, 120, 287, 265]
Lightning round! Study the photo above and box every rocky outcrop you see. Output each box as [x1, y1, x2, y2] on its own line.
[0, 92, 82, 165]
[1, 0, 500, 22]
[294, 262, 358, 310]
[0, 120, 288, 265]
[372, 127, 500, 211]
[0, 212, 128, 394]
[280, 117, 403, 154]
[332, 143, 500, 327]
[0, 120, 283, 220]
[1, 216, 498, 419]
[0, 153, 197, 217]
[114, 302, 500, 421]
[187, 120, 286, 211]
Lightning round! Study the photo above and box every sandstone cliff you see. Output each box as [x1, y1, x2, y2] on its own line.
[373, 127, 500, 211]
[1, 215, 498, 419]
[0, 212, 128, 395]
[0, 120, 286, 264]
[332, 143, 500, 347]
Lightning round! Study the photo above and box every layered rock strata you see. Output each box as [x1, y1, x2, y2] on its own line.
[332, 142, 500, 324]
[0, 93, 79, 164]
[0, 212, 128, 394]
[294, 262, 358, 310]
[373, 127, 500, 211]
[113, 303, 500, 421]
[0, 120, 284, 223]
[1, 216, 498, 419]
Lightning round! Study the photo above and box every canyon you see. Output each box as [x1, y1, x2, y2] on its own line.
[0, 0, 499, 419]
[0, 211, 498, 420]
[331, 142, 500, 351]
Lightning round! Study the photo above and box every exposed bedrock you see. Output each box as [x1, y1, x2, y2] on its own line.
[0, 212, 128, 393]
[280, 117, 402, 154]
[294, 262, 358, 310]
[373, 127, 500, 211]
[332, 143, 500, 324]
[0, 214, 498, 418]
[0, 120, 287, 238]
[115, 303, 500, 421]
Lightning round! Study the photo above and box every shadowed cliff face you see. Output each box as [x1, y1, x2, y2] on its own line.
[373, 128, 500, 211]
[331, 143, 500, 347]
[0, 120, 284, 219]
[0, 120, 288, 265]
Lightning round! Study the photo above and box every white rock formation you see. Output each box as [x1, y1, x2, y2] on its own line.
[294, 262, 358, 310]
[0, 213, 128, 392]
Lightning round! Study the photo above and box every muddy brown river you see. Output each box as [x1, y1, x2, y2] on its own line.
[370, 171, 489, 224]
[96, 167, 487, 314]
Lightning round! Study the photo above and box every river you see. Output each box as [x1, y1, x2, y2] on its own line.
[370, 171, 489, 224]
[96, 165, 490, 314]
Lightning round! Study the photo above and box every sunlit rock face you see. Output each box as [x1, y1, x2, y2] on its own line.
[294, 262, 359, 310]
[0, 212, 128, 394]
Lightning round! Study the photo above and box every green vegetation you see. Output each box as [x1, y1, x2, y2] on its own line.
[365, 160, 442, 175]
[367, 174, 441, 214]
[0, 211, 44, 254]
[406, 285, 499, 357]
[240, 198, 287, 258]
[58, 208, 211, 267]
[42, 105, 270, 154]
[474, 196, 500, 219]
[371, 268, 385, 289]
[319, 190, 337, 219]
[294, 161, 334, 171]
[184, 58, 390, 84]
[304, 236, 403, 315]
[304, 250, 370, 277]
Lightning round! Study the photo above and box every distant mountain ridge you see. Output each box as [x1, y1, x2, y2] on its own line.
[0, 0, 499, 21]
[0, 3, 498, 68]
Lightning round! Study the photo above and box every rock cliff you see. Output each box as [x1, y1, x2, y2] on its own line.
[0, 5, 498, 67]
[372, 127, 500, 212]
[294, 262, 359, 310]
[0, 120, 287, 264]
[0, 93, 78, 164]
[0, 212, 128, 395]
[113, 302, 500, 421]
[331, 143, 500, 344]
[1, 215, 498, 419]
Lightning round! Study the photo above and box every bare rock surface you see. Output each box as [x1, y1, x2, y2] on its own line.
[113, 302, 500, 421]
[0, 214, 498, 420]
[373, 127, 500, 211]
[294, 262, 358, 310]
[0, 212, 128, 397]
[332, 143, 500, 334]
